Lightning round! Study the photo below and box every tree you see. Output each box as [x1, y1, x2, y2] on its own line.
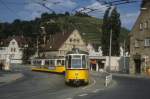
[101, 7, 121, 56]
[101, 7, 111, 56]
[110, 7, 121, 56]
[74, 11, 90, 17]
[65, 11, 70, 16]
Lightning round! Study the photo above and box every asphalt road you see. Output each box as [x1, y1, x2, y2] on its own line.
[74, 75, 150, 99]
[0, 65, 106, 99]
[2, 65, 150, 99]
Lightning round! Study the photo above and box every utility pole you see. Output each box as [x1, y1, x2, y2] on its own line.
[123, 40, 126, 73]
[40, 26, 46, 46]
[36, 36, 39, 57]
[108, 29, 112, 72]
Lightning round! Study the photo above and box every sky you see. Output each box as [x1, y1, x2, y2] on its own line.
[0, 0, 142, 30]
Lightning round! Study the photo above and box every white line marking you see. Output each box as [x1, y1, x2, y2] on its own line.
[78, 93, 88, 97]
[92, 89, 100, 93]
[66, 98, 72, 99]
[92, 89, 105, 93]
[82, 78, 96, 90]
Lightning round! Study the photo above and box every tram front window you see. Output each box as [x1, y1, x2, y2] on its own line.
[71, 59, 81, 68]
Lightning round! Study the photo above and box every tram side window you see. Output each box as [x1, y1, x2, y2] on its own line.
[57, 60, 62, 66]
[45, 60, 49, 65]
[82, 55, 86, 68]
[33, 60, 36, 65]
[50, 60, 55, 66]
[37, 60, 41, 65]
[62, 60, 65, 65]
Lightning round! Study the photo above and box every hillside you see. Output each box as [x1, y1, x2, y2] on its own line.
[0, 12, 129, 47]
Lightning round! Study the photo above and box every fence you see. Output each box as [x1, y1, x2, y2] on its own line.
[105, 74, 112, 87]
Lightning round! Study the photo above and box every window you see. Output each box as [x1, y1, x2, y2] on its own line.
[62, 60, 65, 65]
[0, 47, 3, 50]
[11, 48, 13, 52]
[49, 60, 55, 66]
[134, 40, 140, 47]
[144, 39, 150, 47]
[77, 39, 80, 43]
[14, 48, 16, 52]
[140, 23, 143, 30]
[70, 38, 72, 42]
[57, 60, 62, 65]
[12, 42, 15, 45]
[71, 55, 82, 68]
[73, 39, 76, 43]
[71, 58, 81, 68]
[82, 55, 86, 68]
[144, 21, 148, 29]
[45, 60, 50, 65]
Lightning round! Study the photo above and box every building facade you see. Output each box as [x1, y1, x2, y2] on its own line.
[0, 36, 29, 64]
[39, 29, 87, 57]
[130, 0, 150, 74]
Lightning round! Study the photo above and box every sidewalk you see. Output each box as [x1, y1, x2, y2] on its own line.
[0, 71, 24, 86]
[111, 73, 150, 79]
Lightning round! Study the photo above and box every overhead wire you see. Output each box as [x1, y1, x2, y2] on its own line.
[0, 0, 20, 18]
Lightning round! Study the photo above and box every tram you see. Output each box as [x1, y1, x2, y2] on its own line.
[65, 48, 89, 86]
[31, 57, 65, 73]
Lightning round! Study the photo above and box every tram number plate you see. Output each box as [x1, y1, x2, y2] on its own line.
[48, 66, 56, 70]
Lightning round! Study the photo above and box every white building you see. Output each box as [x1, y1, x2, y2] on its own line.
[87, 43, 103, 57]
[87, 43, 129, 72]
[0, 36, 29, 64]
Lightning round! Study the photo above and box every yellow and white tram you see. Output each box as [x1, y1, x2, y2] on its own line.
[65, 48, 89, 86]
[31, 57, 65, 73]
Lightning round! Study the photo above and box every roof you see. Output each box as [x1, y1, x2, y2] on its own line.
[0, 36, 31, 47]
[39, 30, 79, 52]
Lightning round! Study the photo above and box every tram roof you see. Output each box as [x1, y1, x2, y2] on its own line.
[66, 48, 88, 55]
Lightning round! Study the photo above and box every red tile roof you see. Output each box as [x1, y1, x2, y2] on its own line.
[0, 36, 31, 47]
[39, 32, 72, 52]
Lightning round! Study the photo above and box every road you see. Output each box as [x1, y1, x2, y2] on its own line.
[74, 75, 150, 99]
[0, 65, 106, 99]
[1, 65, 150, 99]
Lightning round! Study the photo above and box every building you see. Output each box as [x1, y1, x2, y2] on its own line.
[39, 29, 87, 57]
[0, 36, 29, 64]
[130, 0, 150, 74]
